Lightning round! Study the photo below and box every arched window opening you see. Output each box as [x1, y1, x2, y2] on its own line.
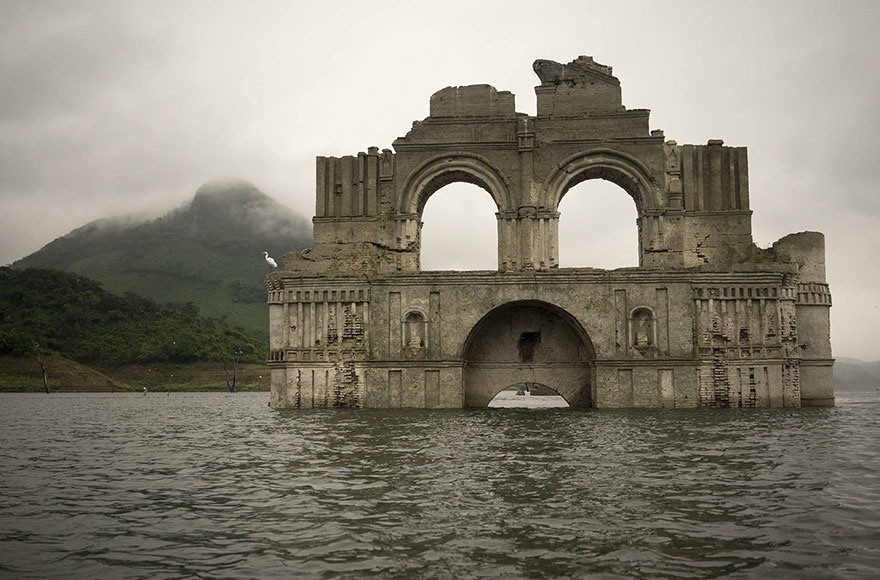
[487, 383, 570, 408]
[420, 183, 497, 270]
[404, 311, 426, 349]
[557, 179, 638, 269]
[630, 308, 655, 350]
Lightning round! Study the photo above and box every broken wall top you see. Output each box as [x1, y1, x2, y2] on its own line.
[399, 56, 644, 148]
[426, 56, 623, 120]
[429, 85, 516, 118]
[534, 55, 625, 117]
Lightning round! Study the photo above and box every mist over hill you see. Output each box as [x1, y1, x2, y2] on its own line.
[14, 179, 311, 337]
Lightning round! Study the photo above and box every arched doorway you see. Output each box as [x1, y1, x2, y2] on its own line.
[462, 301, 594, 408]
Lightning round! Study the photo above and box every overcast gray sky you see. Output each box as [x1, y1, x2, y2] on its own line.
[1, 0, 878, 360]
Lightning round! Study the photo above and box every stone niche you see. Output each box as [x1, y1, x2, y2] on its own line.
[267, 56, 833, 410]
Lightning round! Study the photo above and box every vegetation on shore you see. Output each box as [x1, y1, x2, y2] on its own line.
[0, 267, 269, 392]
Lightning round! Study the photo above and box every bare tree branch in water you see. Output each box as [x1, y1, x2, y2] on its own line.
[32, 341, 49, 394]
[224, 348, 242, 392]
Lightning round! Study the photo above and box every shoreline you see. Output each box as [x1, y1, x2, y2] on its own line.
[0, 355, 270, 393]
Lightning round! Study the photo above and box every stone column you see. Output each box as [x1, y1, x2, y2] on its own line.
[496, 211, 517, 272]
[517, 206, 537, 271]
[516, 119, 538, 271]
[538, 210, 560, 269]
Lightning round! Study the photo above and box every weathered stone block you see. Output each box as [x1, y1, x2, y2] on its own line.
[430, 85, 516, 118]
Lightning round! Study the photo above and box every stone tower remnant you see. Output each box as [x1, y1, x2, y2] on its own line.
[266, 56, 833, 409]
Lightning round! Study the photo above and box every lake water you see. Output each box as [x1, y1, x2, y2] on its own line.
[1, 390, 879, 579]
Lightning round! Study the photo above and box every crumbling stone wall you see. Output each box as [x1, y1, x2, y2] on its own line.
[268, 57, 834, 409]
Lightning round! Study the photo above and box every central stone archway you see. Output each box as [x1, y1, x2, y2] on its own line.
[462, 301, 595, 407]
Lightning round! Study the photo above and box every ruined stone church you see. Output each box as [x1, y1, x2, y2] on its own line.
[266, 56, 833, 409]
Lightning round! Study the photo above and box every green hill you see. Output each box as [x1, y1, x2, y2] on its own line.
[0, 267, 265, 366]
[13, 179, 311, 338]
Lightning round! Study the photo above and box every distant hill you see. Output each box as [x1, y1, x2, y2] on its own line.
[13, 179, 311, 337]
[834, 357, 880, 390]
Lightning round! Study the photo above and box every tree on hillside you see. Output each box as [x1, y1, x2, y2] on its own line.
[0, 328, 50, 393]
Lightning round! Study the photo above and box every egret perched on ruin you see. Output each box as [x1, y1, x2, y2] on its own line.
[263, 251, 278, 268]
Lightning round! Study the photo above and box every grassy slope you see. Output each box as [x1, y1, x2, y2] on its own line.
[0, 355, 126, 392]
[105, 362, 270, 392]
[74, 256, 273, 340]
[33, 236, 283, 338]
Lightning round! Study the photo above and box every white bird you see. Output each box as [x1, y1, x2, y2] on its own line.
[263, 251, 278, 268]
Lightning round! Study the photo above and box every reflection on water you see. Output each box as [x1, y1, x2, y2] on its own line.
[1, 390, 879, 579]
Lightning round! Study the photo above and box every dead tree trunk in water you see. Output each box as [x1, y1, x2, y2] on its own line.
[223, 349, 242, 393]
[32, 342, 49, 394]
[223, 361, 234, 392]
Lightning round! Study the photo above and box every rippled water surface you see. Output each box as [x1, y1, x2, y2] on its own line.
[2, 390, 879, 579]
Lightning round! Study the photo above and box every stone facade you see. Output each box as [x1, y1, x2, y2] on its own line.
[266, 56, 834, 409]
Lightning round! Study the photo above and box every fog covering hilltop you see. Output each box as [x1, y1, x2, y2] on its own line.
[14, 179, 311, 337]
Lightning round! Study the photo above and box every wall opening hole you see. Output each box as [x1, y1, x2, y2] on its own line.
[420, 183, 497, 270]
[488, 383, 570, 408]
[558, 179, 638, 268]
[517, 331, 541, 362]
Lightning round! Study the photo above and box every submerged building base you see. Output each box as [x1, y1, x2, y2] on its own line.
[266, 57, 833, 409]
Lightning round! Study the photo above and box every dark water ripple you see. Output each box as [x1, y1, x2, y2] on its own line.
[1, 391, 879, 579]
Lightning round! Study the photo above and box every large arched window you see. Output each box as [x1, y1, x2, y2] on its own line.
[420, 183, 498, 270]
[557, 179, 638, 269]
